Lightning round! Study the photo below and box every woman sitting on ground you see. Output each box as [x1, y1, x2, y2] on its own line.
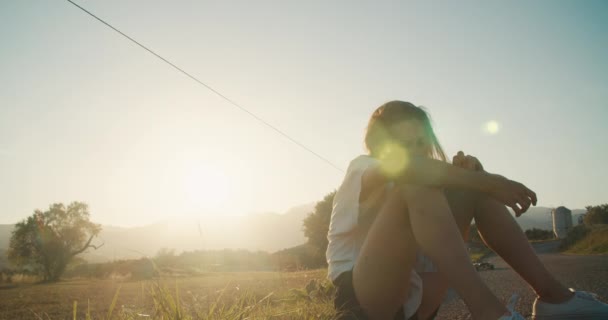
[326, 100, 608, 319]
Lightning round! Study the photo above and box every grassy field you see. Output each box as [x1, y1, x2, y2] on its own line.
[0, 269, 336, 320]
[1, 244, 571, 319]
[564, 225, 608, 255]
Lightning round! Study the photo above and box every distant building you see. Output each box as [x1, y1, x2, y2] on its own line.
[552, 206, 573, 239]
[578, 214, 586, 225]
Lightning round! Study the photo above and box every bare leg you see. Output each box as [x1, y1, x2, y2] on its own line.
[416, 188, 484, 319]
[444, 189, 572, 303]
[354, 186, 508, 319]
[475, 197, 573, 303]
[403, 186, 507, 320]
[353, 187, 419, 319]
[417, 272, 448, 319]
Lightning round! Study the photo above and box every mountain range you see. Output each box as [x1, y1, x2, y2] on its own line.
[0, 205, 584, 265]
[0, 203, 315, 264]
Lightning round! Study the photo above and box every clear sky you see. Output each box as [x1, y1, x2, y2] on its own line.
[1, 0, 607, 226]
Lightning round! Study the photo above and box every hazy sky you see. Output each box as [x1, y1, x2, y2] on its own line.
[1, 1, 607, 226]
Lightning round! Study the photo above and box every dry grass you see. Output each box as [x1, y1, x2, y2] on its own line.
[0, 269, 336, 319]
[469, 247, 492, 263]
[565, 225, 608, 255]
[0, 272, 39, 284]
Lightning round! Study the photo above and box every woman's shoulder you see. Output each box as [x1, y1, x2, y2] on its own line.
[347, 155, 379, 173]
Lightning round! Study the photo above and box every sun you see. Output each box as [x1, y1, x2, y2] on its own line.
[484, 120, 500, 135]
[181, 165, 231, 213]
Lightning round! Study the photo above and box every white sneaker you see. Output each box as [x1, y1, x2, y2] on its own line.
[532, 288, 608, 319]
[499, 294, 525, 320]
[498, 311, 525, 320]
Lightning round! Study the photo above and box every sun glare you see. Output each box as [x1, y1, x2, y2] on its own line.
[484, 120, 500, 135]
[182, 165, 231, 213]
[378, 141, 410, 178]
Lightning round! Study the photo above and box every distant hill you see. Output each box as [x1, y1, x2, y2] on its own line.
[0, 203, 315, 263]
[0, 204, 587, 264]
[509, 207, 586, 231]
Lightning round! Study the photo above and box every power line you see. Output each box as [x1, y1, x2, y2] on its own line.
[65, 0, 344, 173]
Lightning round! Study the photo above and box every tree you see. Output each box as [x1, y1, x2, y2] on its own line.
[8, 202, 103, 282]
[583, 204, 608, 226]
[154, 248, 177, 268]
[302, 191, 335, 267]
[524, 228, 554, 241]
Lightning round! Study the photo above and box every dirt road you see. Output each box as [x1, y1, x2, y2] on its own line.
[436, 241, 608, 319]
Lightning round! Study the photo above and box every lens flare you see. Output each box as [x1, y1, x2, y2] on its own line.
[182, 165, 231, 213]
[484, 121, 500, 135]
[378, 141, 410, 178]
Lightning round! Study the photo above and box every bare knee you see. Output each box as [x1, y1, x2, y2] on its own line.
[401, 186, 447, 216]
[353, 187, 418, 319]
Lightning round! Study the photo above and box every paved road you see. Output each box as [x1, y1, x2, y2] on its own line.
[435, 241, 608, 319]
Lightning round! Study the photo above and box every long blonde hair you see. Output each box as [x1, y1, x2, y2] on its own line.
[364, 100, 447, 161]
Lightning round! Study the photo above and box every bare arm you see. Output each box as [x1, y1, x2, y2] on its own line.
[362, 155, 537, 215]
[395, 156, 492, 190]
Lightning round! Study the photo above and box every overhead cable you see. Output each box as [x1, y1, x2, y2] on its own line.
[65, 0, 344, 173]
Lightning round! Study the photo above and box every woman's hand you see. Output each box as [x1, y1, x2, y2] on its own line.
[452, 151, 484, 171]
[453, 151, 536, 216]
[485, 173, 537, 217]
[388, 152, 537, 214]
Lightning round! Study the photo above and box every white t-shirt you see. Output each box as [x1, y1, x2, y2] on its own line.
[326, 155, 435, 319]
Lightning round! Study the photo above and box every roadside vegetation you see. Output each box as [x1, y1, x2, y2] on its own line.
[0, 197, 339, 319]
[561, 224, 608, 254]
[560, 204, 608, 254]
[0, 269, 336, 319]
[3, 198, 606, 318]
[524, 228, 554, 241]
